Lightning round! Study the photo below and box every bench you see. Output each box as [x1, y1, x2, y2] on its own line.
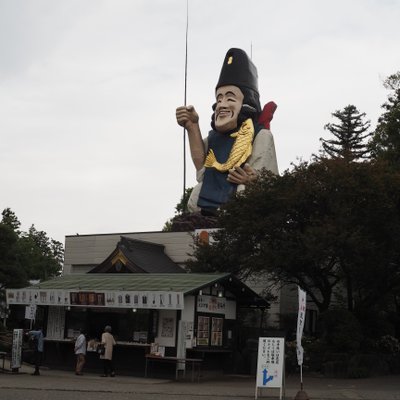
[144, 354, 203, 382]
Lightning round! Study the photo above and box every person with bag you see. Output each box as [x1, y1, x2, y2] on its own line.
[74, 328, 86, 375]
[26, 326, 44, 376]
[100, 325, 116, 377]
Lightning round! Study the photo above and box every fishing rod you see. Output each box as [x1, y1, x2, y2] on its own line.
[183, 0, 189, 198]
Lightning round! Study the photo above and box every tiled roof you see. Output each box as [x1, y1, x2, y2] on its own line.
[88, 236, 184, 274]
[25, 273, 269, 307]
[29, 273, 229, 293]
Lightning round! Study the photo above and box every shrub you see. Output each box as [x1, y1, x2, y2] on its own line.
[285, 336, 330, 373]
[323, 360, 348, 378]
[375, 335, 400, 354]
[387, 354, 400, 373]
[346, 365, 370, 379]
[348, 354, 389, 377]
[318, 309, 363, 353]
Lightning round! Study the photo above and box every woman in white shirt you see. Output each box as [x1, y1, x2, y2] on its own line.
[100, 325, 116, 377]
[74, 328, 86, 375]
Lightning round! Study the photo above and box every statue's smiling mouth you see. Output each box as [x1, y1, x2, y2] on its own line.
[217, 109, 233, 119]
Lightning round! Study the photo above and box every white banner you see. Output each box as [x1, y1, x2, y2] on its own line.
[11, 329, 23, 369]
[24, 304, 37, 320]
[46, 306, 66, 339]
[296, 286, 307, 366]
[256, 337, 285, 388]
[6, 289, 184, 310]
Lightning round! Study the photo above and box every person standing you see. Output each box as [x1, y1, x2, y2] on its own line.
[100, 325, 116, 377]
[74, 328, 86, 375]
[27, 326, 44, 376]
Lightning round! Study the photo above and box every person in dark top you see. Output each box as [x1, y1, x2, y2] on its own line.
[27, 326, 44, 376]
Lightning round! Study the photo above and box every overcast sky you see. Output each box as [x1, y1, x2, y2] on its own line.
[1, 0, 399, 245]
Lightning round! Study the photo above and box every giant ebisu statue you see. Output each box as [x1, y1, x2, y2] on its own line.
[176, 48, 279, 216]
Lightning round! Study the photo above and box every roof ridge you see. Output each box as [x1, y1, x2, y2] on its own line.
[120, 236, 165, 249]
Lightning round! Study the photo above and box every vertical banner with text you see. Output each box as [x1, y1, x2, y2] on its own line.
[296, 287, 307, 366]
[11, 329, 23, 370]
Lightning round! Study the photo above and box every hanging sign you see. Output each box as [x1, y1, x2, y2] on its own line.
[197, 295, 226, 314]
[6, 289, 184, 310]
[25, 304, 37, 320]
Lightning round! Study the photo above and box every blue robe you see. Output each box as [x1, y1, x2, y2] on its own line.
[198, 123, 261, 213]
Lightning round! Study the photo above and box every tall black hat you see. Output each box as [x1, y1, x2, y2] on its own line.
[216, 48, 259, 95]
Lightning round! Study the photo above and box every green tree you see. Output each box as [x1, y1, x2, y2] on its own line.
[370, 72, 400, 167]
[0, 222, 28, 321]
[188, 165, 342, 312]
[188, 159, 400, 317]
[0, 223, 28, 290]
[0, 209, 63, 283]
[17, 225, 63, 281]
[163, 187, 219, 232]
[175, 187, 193, 214]
[318, 105, 371, 162]
[1, 210, 63, 325]
[1, 208, 21, 233]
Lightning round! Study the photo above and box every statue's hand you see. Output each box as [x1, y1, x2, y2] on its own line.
[176, 105, 199, 130]
[227, 163, 258, 185]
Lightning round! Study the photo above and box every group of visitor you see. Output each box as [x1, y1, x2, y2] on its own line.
[26, 325, 116, 377]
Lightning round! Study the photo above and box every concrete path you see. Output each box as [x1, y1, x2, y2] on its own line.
[1, 360, 399, 400]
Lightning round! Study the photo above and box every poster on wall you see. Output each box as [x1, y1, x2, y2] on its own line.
[46, 306, 66, 339]
[24, 304, 37, 321]
[197, 316, 210, 346]
[211, 317, 223, 346]
[160, 317, 174, 338]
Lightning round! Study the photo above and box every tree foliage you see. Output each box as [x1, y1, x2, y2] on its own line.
[163, 187, 219, 232]
[1, 208, 21, 233]
[171, 71, 400, 342]
[0, 209, 63, 289]
[188, 160, 400, 316]
[370, 72, 400, 167]
[175, 188, 193, 215]
[318, 105, 371, 162]
[0, 223, 27, 290]
[17, 225, 64, 281]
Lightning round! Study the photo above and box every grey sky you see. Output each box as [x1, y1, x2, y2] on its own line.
[1, 0, 399, 245]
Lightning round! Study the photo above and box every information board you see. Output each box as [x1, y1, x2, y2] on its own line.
[256, 337, 285, 389]
[11, 329, 23, 370]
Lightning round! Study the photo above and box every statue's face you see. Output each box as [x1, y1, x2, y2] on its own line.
[214, 85, 244, 133]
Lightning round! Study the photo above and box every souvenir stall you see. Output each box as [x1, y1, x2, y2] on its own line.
[6, 272, 268, 376]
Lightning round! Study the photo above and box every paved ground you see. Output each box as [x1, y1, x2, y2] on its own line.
[1, 359, 400, 400]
